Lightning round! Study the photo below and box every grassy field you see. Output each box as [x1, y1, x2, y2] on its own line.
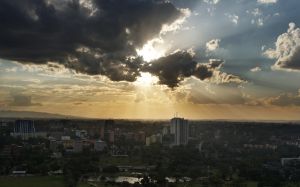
[4, 177, 300, 187]
[0, 176, 89, 187]
[246, 181, 258, 187]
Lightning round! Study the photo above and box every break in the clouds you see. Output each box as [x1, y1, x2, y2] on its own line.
[0, 0, 181, 81]
[0, 0, 241, 88]
[265, 23, 300, 71]
[1, 0, 300, 119]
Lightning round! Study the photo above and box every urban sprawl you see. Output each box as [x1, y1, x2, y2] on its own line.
[1, 118, 300, 186]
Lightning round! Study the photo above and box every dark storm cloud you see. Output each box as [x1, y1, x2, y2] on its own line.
[66, 49, 143, 81]
[143, 51, 241, 88]
[0, 0, 181, 81]
[144, 51, 197, 88]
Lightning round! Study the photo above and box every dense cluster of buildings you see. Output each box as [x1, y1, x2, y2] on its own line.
[3, 119, 149, 154]
[5, 117, 191, 153]
[49, 117, 190, 150]
[2, 117, 300, 182]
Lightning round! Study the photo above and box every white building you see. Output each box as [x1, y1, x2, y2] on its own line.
[170, 117, 189, 146]
[146, 137, 151, 146]
[145, 134, 162, 146]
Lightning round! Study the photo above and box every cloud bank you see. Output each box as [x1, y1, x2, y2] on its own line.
[0, 0, 243, 88]
[0, 0, 181, 81]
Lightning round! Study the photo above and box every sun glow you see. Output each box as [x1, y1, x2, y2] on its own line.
[135, 72, 158, 87]
[136, 39, 165, 62]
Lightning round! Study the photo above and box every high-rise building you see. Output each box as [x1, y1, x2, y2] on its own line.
[170, 117, 189, 146]
[104, 130, 115, 143]
[101, 119, 115, 141]
[11, 120, 35, 140]
[11, 120, 47, 140]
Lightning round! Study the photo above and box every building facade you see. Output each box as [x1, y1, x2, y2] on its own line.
[11, 120, 36, 140]
[170, 117, 189, 146]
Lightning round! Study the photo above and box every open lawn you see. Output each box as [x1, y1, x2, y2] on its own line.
[4, 177, 300, 187]
[0, 176, 89, 187]
[246, 181, 258, 187]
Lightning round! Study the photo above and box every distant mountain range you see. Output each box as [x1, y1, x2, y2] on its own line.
[0, 110, 81, 119]
[1, 111, 299, 122]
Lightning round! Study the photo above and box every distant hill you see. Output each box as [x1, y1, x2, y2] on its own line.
[0, 110, 81, 119]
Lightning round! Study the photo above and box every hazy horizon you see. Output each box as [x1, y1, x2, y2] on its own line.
[1, 110, 300, 123]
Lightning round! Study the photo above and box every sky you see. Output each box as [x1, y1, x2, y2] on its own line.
[1, 0, 300, 120]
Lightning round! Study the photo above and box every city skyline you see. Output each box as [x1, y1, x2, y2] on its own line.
[1, 0, 300, 120]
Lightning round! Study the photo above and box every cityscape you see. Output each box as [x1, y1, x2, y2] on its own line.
[1, 0, 300, 186]
[1, 118, 300, 186]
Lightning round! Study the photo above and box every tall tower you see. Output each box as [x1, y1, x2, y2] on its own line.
[13, 120, 35, 140]
[170, 117, 189, 146]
